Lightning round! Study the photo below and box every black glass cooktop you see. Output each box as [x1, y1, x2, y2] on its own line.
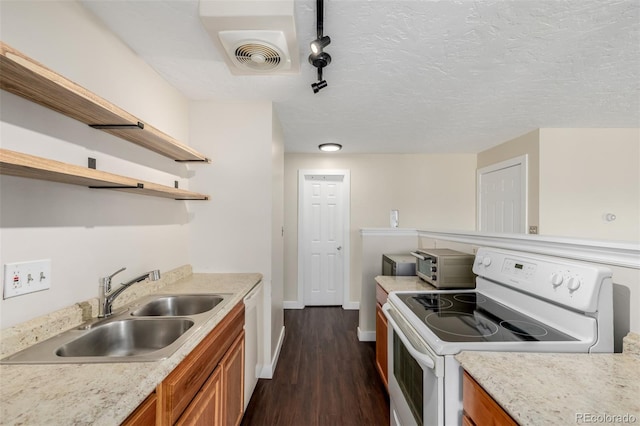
[397, 292, 577, 343]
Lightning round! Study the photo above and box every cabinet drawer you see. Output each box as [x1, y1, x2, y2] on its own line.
[157, 302, 245, 425]
[463, 371, 517, 426]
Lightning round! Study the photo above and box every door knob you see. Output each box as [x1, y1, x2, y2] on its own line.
[337, 246, 342, 250]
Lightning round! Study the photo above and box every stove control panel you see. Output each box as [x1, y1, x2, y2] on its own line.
[473, 247, 612, 313]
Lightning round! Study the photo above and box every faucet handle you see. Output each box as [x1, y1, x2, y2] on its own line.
[100, 267, 126, 292]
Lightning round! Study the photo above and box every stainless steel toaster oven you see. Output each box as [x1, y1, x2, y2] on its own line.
[410, 248, 475, 288]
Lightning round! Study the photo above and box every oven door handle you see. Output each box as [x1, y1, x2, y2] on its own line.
[410, 251, 427, 261]
[382, 303, 435, 370]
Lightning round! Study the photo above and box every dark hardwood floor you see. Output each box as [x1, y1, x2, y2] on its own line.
[241, 307, 390, 426]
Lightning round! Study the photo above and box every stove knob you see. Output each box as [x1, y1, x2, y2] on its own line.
[476, 256, 484, 265]
[482, 256, 492, 267]
[431, 275, 437, 281]
[567, 277, 582, 292]
[431, 266, 437, 273]
[551, 273, 564, 287]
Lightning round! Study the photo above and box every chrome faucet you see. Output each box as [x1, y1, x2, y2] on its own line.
[98, 267, 161, 318]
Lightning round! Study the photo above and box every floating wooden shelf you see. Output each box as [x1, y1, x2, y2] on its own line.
[0, 149, 209, 200]
[0, 42, 210, 163]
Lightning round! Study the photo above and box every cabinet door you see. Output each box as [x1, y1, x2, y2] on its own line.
[121, 393, 156, 426]
[222, 331, 245, 426]
[375, 303, 388, 390]
[157, 302, 245, 424]
[176, 368, 223, 426]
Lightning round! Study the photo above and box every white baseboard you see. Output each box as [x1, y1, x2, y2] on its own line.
[357, 327, 376, 342]
[259, 325, 285, 379]
[342, 301, 359, 310]
[283, 300, 304, 309]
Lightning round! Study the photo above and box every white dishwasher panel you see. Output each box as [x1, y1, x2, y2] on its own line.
[243, 281, 263, 409]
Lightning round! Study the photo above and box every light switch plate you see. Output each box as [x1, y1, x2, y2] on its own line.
[3, 259, 51, 299]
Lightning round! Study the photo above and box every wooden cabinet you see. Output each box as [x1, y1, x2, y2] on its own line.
[462, 371, 517, 426]
[122, 393, 157, 426]
[0, 42, 210, 201]
[221, 332, 245, 426]
[156, 302, 245, 426]
[375, 284, 389, 391]
[176, 368, 222, 426]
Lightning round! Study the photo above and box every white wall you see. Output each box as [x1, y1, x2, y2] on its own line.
[539, 128, 640, 242]
[0, 1, 192, 328]
[283, 153, 477, 307]
[188, 100, 284, 370]
[270, 112, 285, 371]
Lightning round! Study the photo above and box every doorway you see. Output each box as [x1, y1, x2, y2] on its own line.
[477, 155, 528, 233]
[298, 170, 350, 307]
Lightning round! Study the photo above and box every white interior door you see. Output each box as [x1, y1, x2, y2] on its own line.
[478, 156, 527, 233]
[300, 172, 347, 306]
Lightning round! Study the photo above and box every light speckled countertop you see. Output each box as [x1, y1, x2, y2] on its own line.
[0, 272, 262, 426]
[375, 275, 437, 293]
[456, 334, 640, 426]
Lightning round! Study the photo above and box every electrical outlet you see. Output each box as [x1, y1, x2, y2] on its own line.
[3, 259, 51, 299]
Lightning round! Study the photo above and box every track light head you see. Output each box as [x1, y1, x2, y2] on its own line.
[310, 35, 331, 54]
[311, 80, 328, 93]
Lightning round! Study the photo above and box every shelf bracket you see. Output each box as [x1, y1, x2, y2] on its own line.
[89, 121, 144, 130]
[89, 183, 144, 189]
[174, 158, 211, 163]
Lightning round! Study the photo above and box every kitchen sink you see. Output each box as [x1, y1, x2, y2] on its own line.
[0, 293, 231, 364]
[56, 318, 194, 357]
[131, 295, 224, 317]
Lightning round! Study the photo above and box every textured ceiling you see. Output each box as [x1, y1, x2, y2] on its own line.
[81, 0, 640, 154]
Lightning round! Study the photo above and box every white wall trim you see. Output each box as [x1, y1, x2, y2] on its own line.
[283, 300, 304, 309]
[360, 228, 419, 237]
[297, 169, 351, 307]
[259, 325, 285, 379]
[357, 327, 376, 342]
[419, 229, 640, 269]
[342, 301, 359, 310]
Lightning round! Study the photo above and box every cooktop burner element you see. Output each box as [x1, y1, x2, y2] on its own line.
[397, 292, 577, 343]
[500, 320, 549, 337]
[425, 311, 499, 338]
[453, 293, 487, 304]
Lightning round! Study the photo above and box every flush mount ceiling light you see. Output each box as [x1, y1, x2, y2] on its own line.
[309, 0, 331, 93]
[319, 143, 342, 152]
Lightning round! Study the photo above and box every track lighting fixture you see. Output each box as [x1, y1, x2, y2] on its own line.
[310, 35, 331, 54]
[311, 80, 328, 93]
[308, 51, 331, 69]
[319, 143, 342, 152]
[310, 0, 331, 94]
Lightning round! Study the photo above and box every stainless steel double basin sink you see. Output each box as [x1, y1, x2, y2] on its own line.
[1, 294, 231, 364]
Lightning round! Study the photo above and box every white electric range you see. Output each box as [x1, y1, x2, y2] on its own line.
[383, 247, 614, 426]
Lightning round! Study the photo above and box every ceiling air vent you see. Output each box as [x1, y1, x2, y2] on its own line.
[219, 31, 289, 73]
[199, 0, 299, 75]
